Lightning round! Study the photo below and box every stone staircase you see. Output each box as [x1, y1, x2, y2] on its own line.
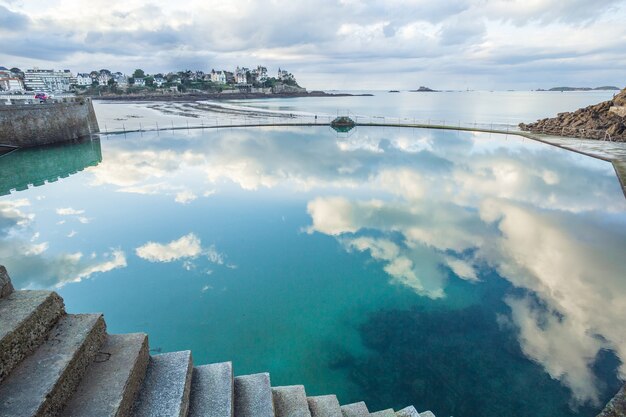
[0, 266, 435, 417]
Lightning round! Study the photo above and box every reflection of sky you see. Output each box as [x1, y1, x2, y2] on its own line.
[0, 126, 625, 410]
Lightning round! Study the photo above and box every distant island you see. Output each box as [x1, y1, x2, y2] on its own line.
[410, 86, 438, 92]
[388, 90, 400, 93]
[536, 86, 621, 92]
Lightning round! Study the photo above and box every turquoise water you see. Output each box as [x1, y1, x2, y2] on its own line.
[1, 125, 626, 416]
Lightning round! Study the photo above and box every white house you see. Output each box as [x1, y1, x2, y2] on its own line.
[0, 77, 24, 91]
[253, 65, 268, 83]
[154, 77, 166, 87]
[98, 73, 111, 86]
[210, 70, 227, 84]
[75, 73, 93, 86]
[114, 73, 129, 87]
[235, 66, 249, 84]
[134, 78, 146, 87]
[277, 68, 295, 82]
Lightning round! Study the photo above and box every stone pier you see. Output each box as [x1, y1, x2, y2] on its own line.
[0, 98, 99, 148]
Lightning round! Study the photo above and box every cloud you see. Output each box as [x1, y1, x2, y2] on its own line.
[0, 5, 29, 31]
[135, 233, 228, 266]
[56, 207, 85, 215]
[135, 233, 202, 262]
[345, 236, 446, 298]
[174, 190, 197, 204]
[504, 295, 604, 405]
[1, 1, 625, 89]
[59, 249, 127, 287]
[0, 199, 33, 230]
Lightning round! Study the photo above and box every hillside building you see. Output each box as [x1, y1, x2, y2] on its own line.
[24, 69, 73, 93]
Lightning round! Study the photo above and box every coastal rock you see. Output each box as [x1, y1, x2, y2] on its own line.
[596, 383, 626, 417]
[519, 87, 626, 141]
[0, 265, 14, 298]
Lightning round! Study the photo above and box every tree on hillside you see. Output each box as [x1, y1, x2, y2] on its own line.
[9, 68, 23, 79]
[145, 76, 154, 87]
[133, 69, 145, 79]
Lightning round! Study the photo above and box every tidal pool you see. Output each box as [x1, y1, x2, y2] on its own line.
[1, 126, 625, 417]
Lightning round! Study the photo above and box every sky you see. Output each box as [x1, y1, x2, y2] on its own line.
[0, 0, 625, 90]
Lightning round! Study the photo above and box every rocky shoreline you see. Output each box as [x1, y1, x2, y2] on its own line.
[87, 90, 373, 102]
[519, 87, 626, 141]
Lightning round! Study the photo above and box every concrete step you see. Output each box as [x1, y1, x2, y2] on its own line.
[307, 395, 343, 417]
[234, 372, 274, 417]
[132, 350, 193, 417]
[0, 313, 106, 417]
[60, 333, 149, 417]
[418, 412, 435, 417]
[272, 385, 312, 417]
[0, 265, 14, 298]
[371, 409, 395, 417]
[0, 290, 65, 382]
[188, 361, 234, 417]
[395, 406, 420, 417]
[341, 401, 370, 417]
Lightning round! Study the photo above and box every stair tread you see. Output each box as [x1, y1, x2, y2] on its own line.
[395, 406, 420, 417]
[188, 361, 233, 417]
[307, 395, 342, 417]
[341, 401, 370, 417]
[272, 385, 311, 417]
[234, 372, 274, 417]
[371, 409, 395, 417]
[60, 333, 149, 417]
[0, 313, 105, 417]
[132, 350, 193, 417]
[0, 290, 65, 382]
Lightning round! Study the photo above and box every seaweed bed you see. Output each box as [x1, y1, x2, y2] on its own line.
[332, 289, 622, 417]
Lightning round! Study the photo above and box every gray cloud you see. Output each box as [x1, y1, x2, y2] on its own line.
[0, 4, 28, 30]
[0, 0, 625, 89]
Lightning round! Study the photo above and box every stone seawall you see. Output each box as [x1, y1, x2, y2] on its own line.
[0, 98, 99, 148]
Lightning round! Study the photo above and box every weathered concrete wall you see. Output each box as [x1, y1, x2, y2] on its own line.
[0, 98, 99, 148]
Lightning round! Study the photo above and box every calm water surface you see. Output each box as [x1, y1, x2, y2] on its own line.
[1, 123, 625, 417]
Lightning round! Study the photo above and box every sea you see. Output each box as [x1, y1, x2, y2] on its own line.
[1, 90, 625, 417]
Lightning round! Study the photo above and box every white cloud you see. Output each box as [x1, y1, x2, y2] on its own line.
[24, 242, 49, 256]
[135, 233, 228, 267]
[60, 249, 127, 287]
[135, 233, 203, 262]
[56, 207, 85, 215]
[174, 190, 197, 204]
[0, 199, 34, 228]
[444, 257, 478, 282]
